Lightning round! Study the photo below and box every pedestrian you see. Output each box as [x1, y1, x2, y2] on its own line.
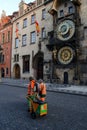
[26, 76, 38, 111]
[38, 79, 47, 102]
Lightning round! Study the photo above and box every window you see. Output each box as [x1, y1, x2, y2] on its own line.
[31, 14, 35, 24]
[6, 68, 8, 75]
[68, 6, 73, 14]
[60, 10, 64, 17]
[14, 54, 19, 62]
[8, 31, 10, 42]
[0, 53, 4, 63]
[31, 31, 36, 43]
[2, 33, 5, 43]
[15, 38, 19, 48]
[22, 34, 27, 46]
[2, 55, 4, 63]
[23, 18, 27, 28]
[22, 55, 30, 73]
[42, 9, 46, 19]
[37, 0, 42, 6]
[17, 54, 19, 61]
[42, 27, 46, 39]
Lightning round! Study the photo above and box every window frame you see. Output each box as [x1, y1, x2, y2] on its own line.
[30, 31, 36, 44]
[15, 38, 19, 48]
[23, 18, 27, 28]
[42, 9, 46, 20]
[60, 10, 64, 17]
[31, 14, 35, 24]
[22, 34, 27, 46]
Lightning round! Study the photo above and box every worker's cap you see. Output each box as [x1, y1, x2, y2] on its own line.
[29, 76, 34, 81]
[38, 79, 43, 83]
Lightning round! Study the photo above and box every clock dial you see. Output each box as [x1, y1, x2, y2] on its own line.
[58, 46, 74, 65]
[57, 20, 75, 41]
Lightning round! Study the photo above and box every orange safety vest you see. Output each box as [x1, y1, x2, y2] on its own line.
[27, 80, 36, 95]
[39, 83, 46, 101]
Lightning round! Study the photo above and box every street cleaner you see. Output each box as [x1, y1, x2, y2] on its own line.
[26, 76, 38, 112]
[38, 79, 47, 102]
[27, 78, 47, 119]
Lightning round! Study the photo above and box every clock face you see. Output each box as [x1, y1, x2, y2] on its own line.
[57, 20, 75, 41]
[58, 46, 74, 65]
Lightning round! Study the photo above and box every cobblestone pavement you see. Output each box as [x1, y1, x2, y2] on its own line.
[0, 78, 87, 96]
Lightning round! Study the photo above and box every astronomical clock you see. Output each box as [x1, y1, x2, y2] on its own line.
[58, 46, 75, 65]
[56, 20, 75, 41]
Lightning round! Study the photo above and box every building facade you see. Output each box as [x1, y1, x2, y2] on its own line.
[11, 0, 53, 80]
[0, 11, 13, 78]
[46, 0, 87, 85]
[1, 0, 85, 85]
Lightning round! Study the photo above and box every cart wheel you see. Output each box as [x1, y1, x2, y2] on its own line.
[31, 112, 36, 119]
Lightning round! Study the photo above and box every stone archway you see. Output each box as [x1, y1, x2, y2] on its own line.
[33, 51, 44, 80]
[13, 64, 20, 79]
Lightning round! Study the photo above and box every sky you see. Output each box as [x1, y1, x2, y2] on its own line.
[0, 0, 35, 16]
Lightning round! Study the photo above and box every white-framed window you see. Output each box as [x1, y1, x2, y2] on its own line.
[22, 34, 27, 46]
[15, 38, 19, 48]
[42, 9, 46, 19]
[31, 31, 36, 43]
[31, 14, 35, 24]
[42, 27, 46, 39]
[14, 54, 19, 62]
[23, 18, 27, 28]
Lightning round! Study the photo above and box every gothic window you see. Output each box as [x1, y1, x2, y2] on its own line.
[22, 55, 30, 73]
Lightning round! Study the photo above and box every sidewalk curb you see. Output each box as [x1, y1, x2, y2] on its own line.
[47, 88, 87, 96]
[1, 82, 87, 96]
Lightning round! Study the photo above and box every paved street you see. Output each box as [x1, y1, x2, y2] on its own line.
[0, 84, 87, 130]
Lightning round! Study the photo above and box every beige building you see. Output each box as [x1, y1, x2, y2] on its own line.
[11, 0, 53, 80]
